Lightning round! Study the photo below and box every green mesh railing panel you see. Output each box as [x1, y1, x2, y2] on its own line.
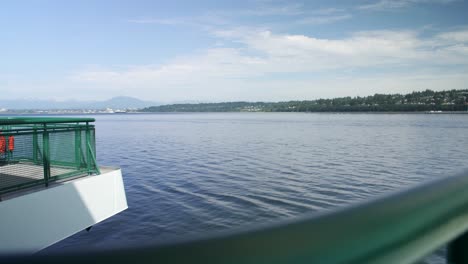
[36, 133, 44, 164]
[5, 131, 33, 160]
[81, 130, 88, 168]
[0, 132, 41, 192]
[0, 118, 98, 195]
[49, 131, 76, 166]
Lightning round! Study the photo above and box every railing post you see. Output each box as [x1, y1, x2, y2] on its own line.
[42, 123, 51, 187]
[75, 125, 81, 169]
[33, 125, 38, 164]
[85, 122, 91, 175]
[448, 232, 468, 263]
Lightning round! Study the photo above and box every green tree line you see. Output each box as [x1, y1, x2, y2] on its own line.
[141, 89, 468, 112]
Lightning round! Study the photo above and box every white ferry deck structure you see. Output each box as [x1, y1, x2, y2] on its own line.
[0, 117, 127, 254]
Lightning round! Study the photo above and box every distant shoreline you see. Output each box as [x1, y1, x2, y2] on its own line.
[141, 89, 468, 113]
[136, 111, 468, 114]
[2, 89, 467, 114]
[1, 111, 468, 115]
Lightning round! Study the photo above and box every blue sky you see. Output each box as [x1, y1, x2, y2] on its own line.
[1, 0, 468, 102]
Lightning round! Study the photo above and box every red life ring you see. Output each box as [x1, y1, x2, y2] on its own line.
[0, 136, 5, 154]
[8, 136, 14, 151]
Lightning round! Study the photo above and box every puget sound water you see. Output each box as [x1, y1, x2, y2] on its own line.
[46, 113, 468, 263]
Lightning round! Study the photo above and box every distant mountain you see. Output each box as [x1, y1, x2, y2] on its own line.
[0, 96, 160, 110]
[80, 96, 160, 109]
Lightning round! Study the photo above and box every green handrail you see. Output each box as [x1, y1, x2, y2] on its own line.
[0, 117, 100, 194]
[3, 170, 468, 263]
[0, 117, 95, 125]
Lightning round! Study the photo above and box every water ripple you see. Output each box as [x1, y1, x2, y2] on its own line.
[46, 113, 468, 263]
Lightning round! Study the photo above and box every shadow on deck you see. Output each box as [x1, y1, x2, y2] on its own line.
[0, 162, 76, 192]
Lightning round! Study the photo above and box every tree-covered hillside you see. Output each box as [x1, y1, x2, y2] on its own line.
[142, 89, 468, 112]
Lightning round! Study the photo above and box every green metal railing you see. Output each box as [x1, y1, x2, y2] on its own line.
[2, 170, 468, 263]
[0, 117, 100, 195]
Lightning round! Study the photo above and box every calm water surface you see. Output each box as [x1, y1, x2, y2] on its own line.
[47, 113, 468, 263]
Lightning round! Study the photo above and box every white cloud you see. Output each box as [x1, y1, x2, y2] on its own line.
[127, 18, 185, 25]
[296, 14, 352, 25]
[127, 4, 351, 29]
[213, 28, 468, 66]
[127, 13, 230, 28]
[240, 3, 304, 16]
[68, 28, 468, 101]
[126, 3, 306, 28]
[436, 29, 468, 43]
[358, 0, 457, 11]
[311, 8, 347, 15]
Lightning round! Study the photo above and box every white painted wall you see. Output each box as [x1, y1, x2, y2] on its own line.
[0, 168, 128, 253]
